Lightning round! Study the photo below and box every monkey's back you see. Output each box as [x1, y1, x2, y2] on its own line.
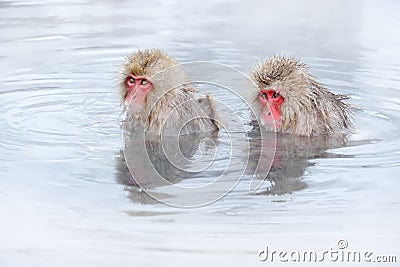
[145, 88, 219, 136]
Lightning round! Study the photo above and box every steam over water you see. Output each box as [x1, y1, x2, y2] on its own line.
[0, 0, 399, 266]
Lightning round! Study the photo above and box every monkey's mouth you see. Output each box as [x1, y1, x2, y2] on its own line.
[261, 102, 282, 130]
[125, 87, 147, 115]
[126, 101, 144, 115]
[125, 93, 144, 115]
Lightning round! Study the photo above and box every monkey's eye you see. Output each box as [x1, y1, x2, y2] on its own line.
[262, 93, 267, 98]
[140, 79, 148, 85]
[272, 92, 279, 98]
[128, 77, 135, 84]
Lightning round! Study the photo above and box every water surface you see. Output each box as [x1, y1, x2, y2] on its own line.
[1, 0, 399, 266]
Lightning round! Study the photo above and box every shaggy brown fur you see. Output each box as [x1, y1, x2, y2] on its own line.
[117, 49, 219, 135]
[249, 55, 352, 136]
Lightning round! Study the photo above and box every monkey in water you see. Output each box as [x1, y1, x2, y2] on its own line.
[117, 49, 219, 136]
[249, 56, 352, 136]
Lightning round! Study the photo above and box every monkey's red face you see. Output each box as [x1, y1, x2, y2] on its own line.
[125, 75, 153, 113]
[258, 89, 285, 129]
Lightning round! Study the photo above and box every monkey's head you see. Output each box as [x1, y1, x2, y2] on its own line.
[117, 49, 186, 117]
[250, 56, 350, 136]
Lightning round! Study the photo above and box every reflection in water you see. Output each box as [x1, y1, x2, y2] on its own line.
[115, 125, 220, 204]
[248, 126, 350, 195]
[115, 120, 353, 203]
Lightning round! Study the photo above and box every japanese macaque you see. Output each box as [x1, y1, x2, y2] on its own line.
[249, 56, 352, 136]
[117, 49, 219, 135]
